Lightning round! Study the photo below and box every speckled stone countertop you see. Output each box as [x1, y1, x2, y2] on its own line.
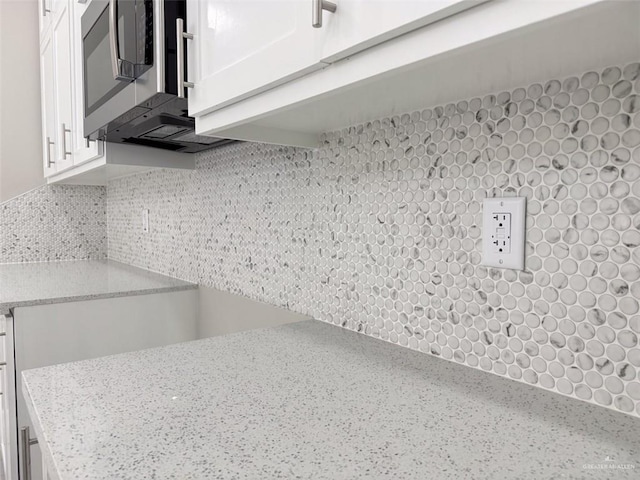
[0, 260, 196, 314]
[23, 321, 640, 480]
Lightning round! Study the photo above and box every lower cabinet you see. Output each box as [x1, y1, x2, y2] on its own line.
[1, 289, 198, 480]
[0, 318, 11, 478]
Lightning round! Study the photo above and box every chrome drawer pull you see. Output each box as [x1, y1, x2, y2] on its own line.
[61, 123, 72, 158]
[21, 426, 38, 480]
[46, 137, 55, 168]
[176, 18, 194, 98]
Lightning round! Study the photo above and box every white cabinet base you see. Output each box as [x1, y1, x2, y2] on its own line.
[46, 143, 195, 186]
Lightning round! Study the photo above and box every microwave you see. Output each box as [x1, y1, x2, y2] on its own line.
[82, 0, 231, 153]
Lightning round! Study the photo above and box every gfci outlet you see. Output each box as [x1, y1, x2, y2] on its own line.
[490, 212, 512, 254]
[482, 197, 526, 270]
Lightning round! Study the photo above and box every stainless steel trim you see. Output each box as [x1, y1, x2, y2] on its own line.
[46, 137, 55, 168]
[176, 18, 194, 99]
[20, 427, 38, 480]
[109, 0, 134, 81]
[312, 0, 337, 28]
[61, 123, 72, 158]
[41, 0, 50, 17]
[156, 0, 166, 94]
[108, 0, 120, 79]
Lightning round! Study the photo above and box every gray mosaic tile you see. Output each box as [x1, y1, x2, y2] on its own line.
[108, 63, 640, 418]
[1, 185, 107, 263]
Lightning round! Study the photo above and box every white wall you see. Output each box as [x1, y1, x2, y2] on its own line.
[0, 0, 44, 203]
[197, 287, 310, 339]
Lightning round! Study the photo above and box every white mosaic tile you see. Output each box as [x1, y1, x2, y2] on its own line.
[108, 63, 640, 417]
[1, 185, 107, 263]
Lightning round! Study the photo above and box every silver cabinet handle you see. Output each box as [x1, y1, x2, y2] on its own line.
[41, 0, 50, 17]
[46, 137, 55, 168]
[20, 427, 38, 480]
[176, 18, 194, 99]
[312, 0, 337, 28]
[61, 123, 72, 159]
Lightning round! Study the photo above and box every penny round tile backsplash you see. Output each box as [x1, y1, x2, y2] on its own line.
[1, 185, 107, 263]
[108, 63, 640, 417]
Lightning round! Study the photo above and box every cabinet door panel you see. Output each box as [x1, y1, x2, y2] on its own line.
[41, 33, 57, 177]
[187, 0, 328, 117]
[320, 0, 489, 62]
[1, 315, 17, 480]
[52, 2, 74, 172]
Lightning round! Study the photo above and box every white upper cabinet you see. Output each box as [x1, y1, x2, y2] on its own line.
[186, 0, 329, 117]
[319, 0, 487, 62]
[38, 0, 193, 185]
[40, 0, 74, 176]
[186, 0, 487, 117]
[192, 0, 636, 147]
[51, 1, 74, 172]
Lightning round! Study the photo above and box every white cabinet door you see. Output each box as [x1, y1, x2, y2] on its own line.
[52, 1, 74, 172]
[320, 0, 489, 62]
[0, 317, 8, 480]
[40, 1, 75, 177]
[70, 0, 103, 166]
[1, 315, 17, 480]
[186, 0, 329, 117]
[40, 32, 57, 177]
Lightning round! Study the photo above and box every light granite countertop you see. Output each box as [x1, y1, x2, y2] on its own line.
[0, 260, 196, 314]
[23, 320, 640, 480]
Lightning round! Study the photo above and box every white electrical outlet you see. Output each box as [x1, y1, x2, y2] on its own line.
[490, 212, 512, 254]
[482, 197, 526, 270]
[142, 209, 149, 233]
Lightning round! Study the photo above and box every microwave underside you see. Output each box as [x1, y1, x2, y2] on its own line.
[97, 94, 234, 154]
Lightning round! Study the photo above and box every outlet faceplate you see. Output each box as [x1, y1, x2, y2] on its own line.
[142, 209, 149, 233]
[482, 197, 526, 270]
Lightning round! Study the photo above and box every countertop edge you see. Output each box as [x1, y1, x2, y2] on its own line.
[0, 283, 198, 316]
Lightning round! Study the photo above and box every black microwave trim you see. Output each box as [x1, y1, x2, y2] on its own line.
[162, 0, 186, 97]
[83, 0, 230, 153]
